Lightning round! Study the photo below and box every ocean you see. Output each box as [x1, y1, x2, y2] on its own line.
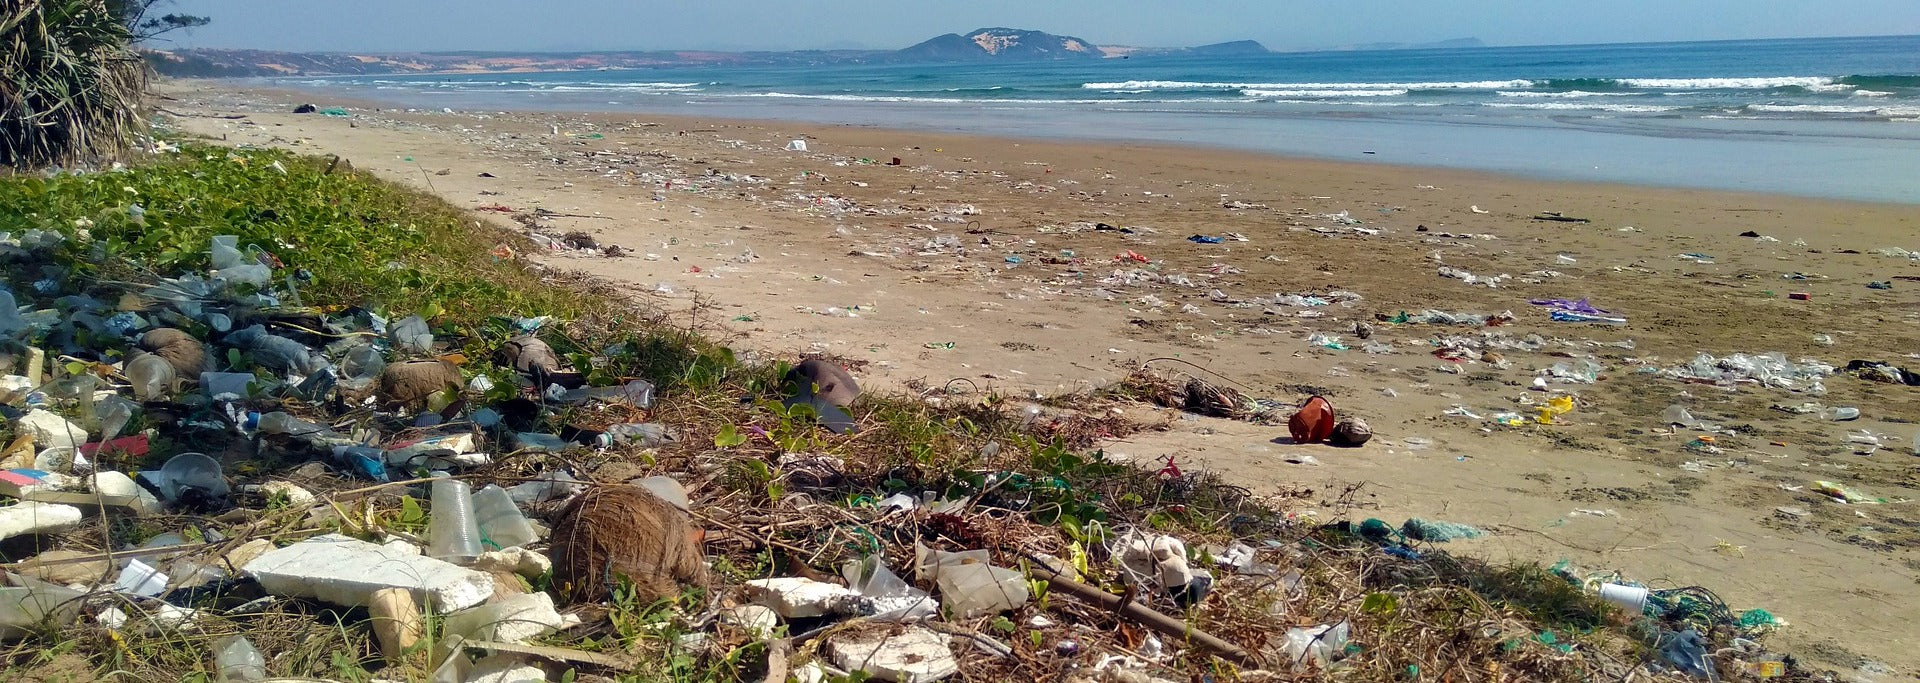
[287, 35, 1920, 203]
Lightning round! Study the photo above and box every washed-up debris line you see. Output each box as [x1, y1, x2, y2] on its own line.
[0, 140, 1810, 682]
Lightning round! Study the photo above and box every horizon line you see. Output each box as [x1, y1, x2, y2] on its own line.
[167, 31, 1920, 59]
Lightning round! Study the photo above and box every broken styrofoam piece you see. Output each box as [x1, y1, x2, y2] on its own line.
[16, 410, 87, 453]
[463, 654, 546, 683]
[827, 626, 959, 683]
[441, 591, 575, 645]
[242, 533, 494, 611]
[0, 501, 85, 542]
[742, 577, 868, 619]
[473, 547, 552, 580]
[95, 602, 201, 634]
[89, 471, 162, 514]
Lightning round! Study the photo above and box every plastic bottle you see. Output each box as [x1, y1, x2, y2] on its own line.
[603, 423, 674, 447]
[1823, 406, 1860, 421]
[126, 354, 175, 401]
[427, 474, 482, 564]
[213, 635, 267, 682]
[257, 411, 327, 437]
[470, 485, 538, 550]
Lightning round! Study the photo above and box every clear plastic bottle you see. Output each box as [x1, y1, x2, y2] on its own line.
[427, 474, 482, 564]
[126, 354, 176, 401]
[470, 485, 538, 550]
[213, 635, 266, 682]
[257, 411, 326, 436]
[603, 422, 674, 447]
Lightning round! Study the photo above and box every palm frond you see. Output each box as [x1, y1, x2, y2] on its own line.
[2, 0, 148, 170]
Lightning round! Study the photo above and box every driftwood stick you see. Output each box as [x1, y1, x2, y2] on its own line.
[1022, 554, 1259, 667]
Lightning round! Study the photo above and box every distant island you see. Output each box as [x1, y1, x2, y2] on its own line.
[146, 28, 1480, 77]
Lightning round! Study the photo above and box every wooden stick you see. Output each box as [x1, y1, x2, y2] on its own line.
[1022, 554, 1260, 667]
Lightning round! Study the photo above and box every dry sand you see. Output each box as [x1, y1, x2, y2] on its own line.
[163, 81, 1920, 676]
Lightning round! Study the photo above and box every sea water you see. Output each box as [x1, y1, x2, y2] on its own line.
[286, 35, 1920, 202]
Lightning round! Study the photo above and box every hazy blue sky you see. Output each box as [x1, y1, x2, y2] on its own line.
[161, 0, 1920, 53]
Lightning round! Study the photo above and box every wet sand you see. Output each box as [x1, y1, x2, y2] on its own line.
[164, 80, 1920, 675]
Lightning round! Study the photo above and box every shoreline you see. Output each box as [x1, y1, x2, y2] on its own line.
[217, 78, 1920, 211]
[165, 80, 1920, 675]
[263, 71, 1920, 205]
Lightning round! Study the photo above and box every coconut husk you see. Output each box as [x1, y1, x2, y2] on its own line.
[1182, 378, 1247, 419]
[138, 328, 207, 377]
[378, 360, 462, 407]
[1330, 418, 1373, 447]
[548, 484, 707, 605]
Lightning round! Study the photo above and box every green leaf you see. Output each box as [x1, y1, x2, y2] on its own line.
[397, 496, 427, 530]
[713, 424, 747, 449]
[1362, 592, 1400, 615]
[62, 361, 87, 377]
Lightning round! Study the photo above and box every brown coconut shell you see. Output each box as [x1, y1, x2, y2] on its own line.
[548, 484, 707, 605]
[138, 328, 208, 377]
[1330, 417, 1373, 447]
[378, 360, 462, 407]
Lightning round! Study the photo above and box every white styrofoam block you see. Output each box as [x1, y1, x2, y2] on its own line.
[241, 534, 493, 611]
[743, 577, 861, 618]
[828, 626, 958, 683]
[15, 410, 88, 452]
[0, 501, 85, 542]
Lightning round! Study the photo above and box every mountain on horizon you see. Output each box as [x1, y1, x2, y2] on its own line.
[898, 28, 1103, 61]
[146, 27, 1271, 77]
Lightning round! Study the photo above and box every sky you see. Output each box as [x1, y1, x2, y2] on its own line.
[158, 0, 1920, 53]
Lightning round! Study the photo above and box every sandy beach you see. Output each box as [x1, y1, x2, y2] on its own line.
[163, 80, 1920, 675]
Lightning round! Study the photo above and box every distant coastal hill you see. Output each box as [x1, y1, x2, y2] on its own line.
[148, 29, 1491, 77]
[147, 28, 1282, 77]
[899, 28, 1105, 61]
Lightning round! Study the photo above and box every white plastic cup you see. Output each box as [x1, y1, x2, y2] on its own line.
[1598, 582, 1649, 614]
[427, 474, 483, 564]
